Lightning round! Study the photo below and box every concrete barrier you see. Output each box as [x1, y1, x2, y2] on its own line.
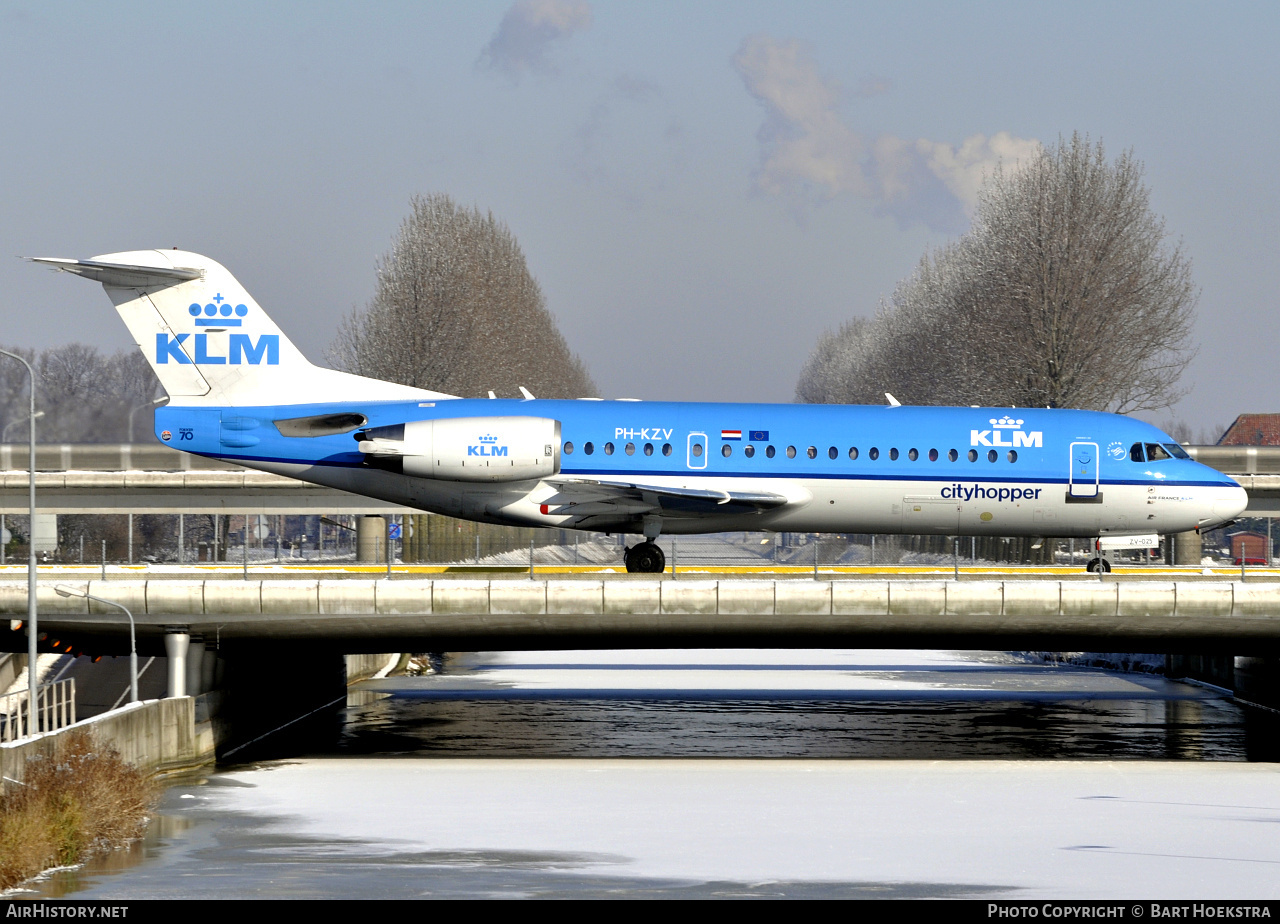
[6, 578, 1280, 651]
[1, 696, 213, 790]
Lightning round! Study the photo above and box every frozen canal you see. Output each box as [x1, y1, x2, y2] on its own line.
[25, 649, 1280, 899]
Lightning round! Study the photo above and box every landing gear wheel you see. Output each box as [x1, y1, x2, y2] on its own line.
[625, 541, 666, 574]
[1086, 557, 1111, 573]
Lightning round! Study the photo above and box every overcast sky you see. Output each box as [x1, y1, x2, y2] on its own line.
[2, 1, 1275, 434]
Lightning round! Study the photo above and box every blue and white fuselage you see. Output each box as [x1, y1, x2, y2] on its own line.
[148, 398, 1244, 539]
[34, 250, 1246, 569]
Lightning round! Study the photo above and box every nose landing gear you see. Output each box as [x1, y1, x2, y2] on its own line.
[624, 541, 666, 574]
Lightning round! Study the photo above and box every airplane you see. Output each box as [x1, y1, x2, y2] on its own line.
[33, 250, 1248, 574]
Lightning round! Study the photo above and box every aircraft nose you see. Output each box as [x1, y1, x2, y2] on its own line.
[1214, 484, 1249, 522]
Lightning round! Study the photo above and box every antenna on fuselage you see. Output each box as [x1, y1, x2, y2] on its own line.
[885, 393, 901, 407]
[488, 390, 497, 399]
[519, 386, 535, 400]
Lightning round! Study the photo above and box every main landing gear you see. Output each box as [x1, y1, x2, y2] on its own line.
[1085, 557, 1111, 573]
[624, 541, 666, 574]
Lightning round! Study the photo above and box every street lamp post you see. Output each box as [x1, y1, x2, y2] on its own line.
[54, 585, 137, 704]
[0, 350, 38, 735]
[2, 410, 43, 442]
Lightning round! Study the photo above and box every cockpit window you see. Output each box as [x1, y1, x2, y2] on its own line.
[1145, 443, 1171, 461]
[1130, 442, 1145, 462]
[1163, 443, 1191, 460]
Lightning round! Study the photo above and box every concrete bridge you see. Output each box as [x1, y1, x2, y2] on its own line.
[5, 576, 1280, 655]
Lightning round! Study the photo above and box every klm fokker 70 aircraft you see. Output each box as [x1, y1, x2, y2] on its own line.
[35, 250, 1246, 573]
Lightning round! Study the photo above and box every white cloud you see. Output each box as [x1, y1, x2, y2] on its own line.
[732, 36, 867, 200]
[480, 0, 592, 79]
[733, 35, 1041, 231]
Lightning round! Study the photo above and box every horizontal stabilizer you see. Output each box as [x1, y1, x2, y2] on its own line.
[31, 257, 203, 288]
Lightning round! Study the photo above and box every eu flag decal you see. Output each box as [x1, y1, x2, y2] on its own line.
[749, 430, 769, 441]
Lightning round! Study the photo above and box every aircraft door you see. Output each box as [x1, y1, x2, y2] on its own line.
[1069, 442, 1099, 498]
[687, 432, 707, 470]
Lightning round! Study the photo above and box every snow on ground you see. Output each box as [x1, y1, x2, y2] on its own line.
[173, 757, 1280, 898]
[362, 648, 1173, 698]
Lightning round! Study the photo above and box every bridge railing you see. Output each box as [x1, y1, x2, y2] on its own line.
[0, 678, 76, 742]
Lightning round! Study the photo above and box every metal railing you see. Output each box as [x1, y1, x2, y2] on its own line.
[0, 678, 76, 742]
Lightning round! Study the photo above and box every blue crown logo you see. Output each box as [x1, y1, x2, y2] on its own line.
[189, 293, 248, 327]
[478, 434, 498, 443]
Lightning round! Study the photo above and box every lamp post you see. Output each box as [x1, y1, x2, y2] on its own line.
[54, 585, 137, 704]
[2, 410, 43, 442]
[0, 350, 37, 735]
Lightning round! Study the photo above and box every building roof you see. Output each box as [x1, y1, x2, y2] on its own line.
[1218, 414, 1280, 446]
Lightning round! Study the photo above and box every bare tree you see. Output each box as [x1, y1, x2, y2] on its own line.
[0, 344, 160, 443]
[330, 193, 597, 398]
[797, 135, 1198, 413]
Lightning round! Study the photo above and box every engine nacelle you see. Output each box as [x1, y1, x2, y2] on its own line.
[356, 416, 561, 482]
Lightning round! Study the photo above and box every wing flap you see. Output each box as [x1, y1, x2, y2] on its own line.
[546, 478, 790, 517]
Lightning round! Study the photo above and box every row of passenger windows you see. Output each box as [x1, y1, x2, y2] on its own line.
[726, 445, 1019, 463]
[562, 441, 1019, 463]
[563, 441, 674, 457]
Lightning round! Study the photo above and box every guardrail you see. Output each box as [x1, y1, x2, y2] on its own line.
[0, 678, 76, 742]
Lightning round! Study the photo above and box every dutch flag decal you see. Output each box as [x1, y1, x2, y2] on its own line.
[721, 429, 742, 440]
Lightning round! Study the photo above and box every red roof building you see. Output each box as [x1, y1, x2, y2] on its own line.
[1218, 414, 1280, 446]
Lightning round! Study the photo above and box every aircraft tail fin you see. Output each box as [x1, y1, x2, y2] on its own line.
[33, 250, 453, 407]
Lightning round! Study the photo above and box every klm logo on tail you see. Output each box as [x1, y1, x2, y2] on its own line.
[156, 296, 279, 365]
[156, 333, 280, 365]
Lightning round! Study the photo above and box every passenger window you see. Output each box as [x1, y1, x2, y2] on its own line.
[625, 443, 635, 456]
[662, 443, 672, 456]
[584, 442, 594, 455]
[766, 445, 776, 458]
[806, 446, 817, 459]
[869, 447, 879, 460]
[604, 442, 615, 455]
[968, 449, 978, 462]
[948, 449, 958, 462]
[691, 443, 702, 458]
[889, 448, 899, 461]
[1007, 450, 1018, 463]
[848, 447, 858, 460]
[1146, 443, 1171, 461]
[644, 443, 653, 456]
[928, 449, 938, 462]
[564, 441, 574, 454]
[722, 444, 732, 457]
[987, 449, 997, 463]
[908, 448, 918, 461]
[1130, 442, 1145, 462]
[744, 444, 755, 458]
[786, 446, 797, 459]
[1163, 443, 1191, 460]
[828, 446, 838, 460]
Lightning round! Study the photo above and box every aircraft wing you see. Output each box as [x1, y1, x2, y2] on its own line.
[543, 478, 790, 519]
